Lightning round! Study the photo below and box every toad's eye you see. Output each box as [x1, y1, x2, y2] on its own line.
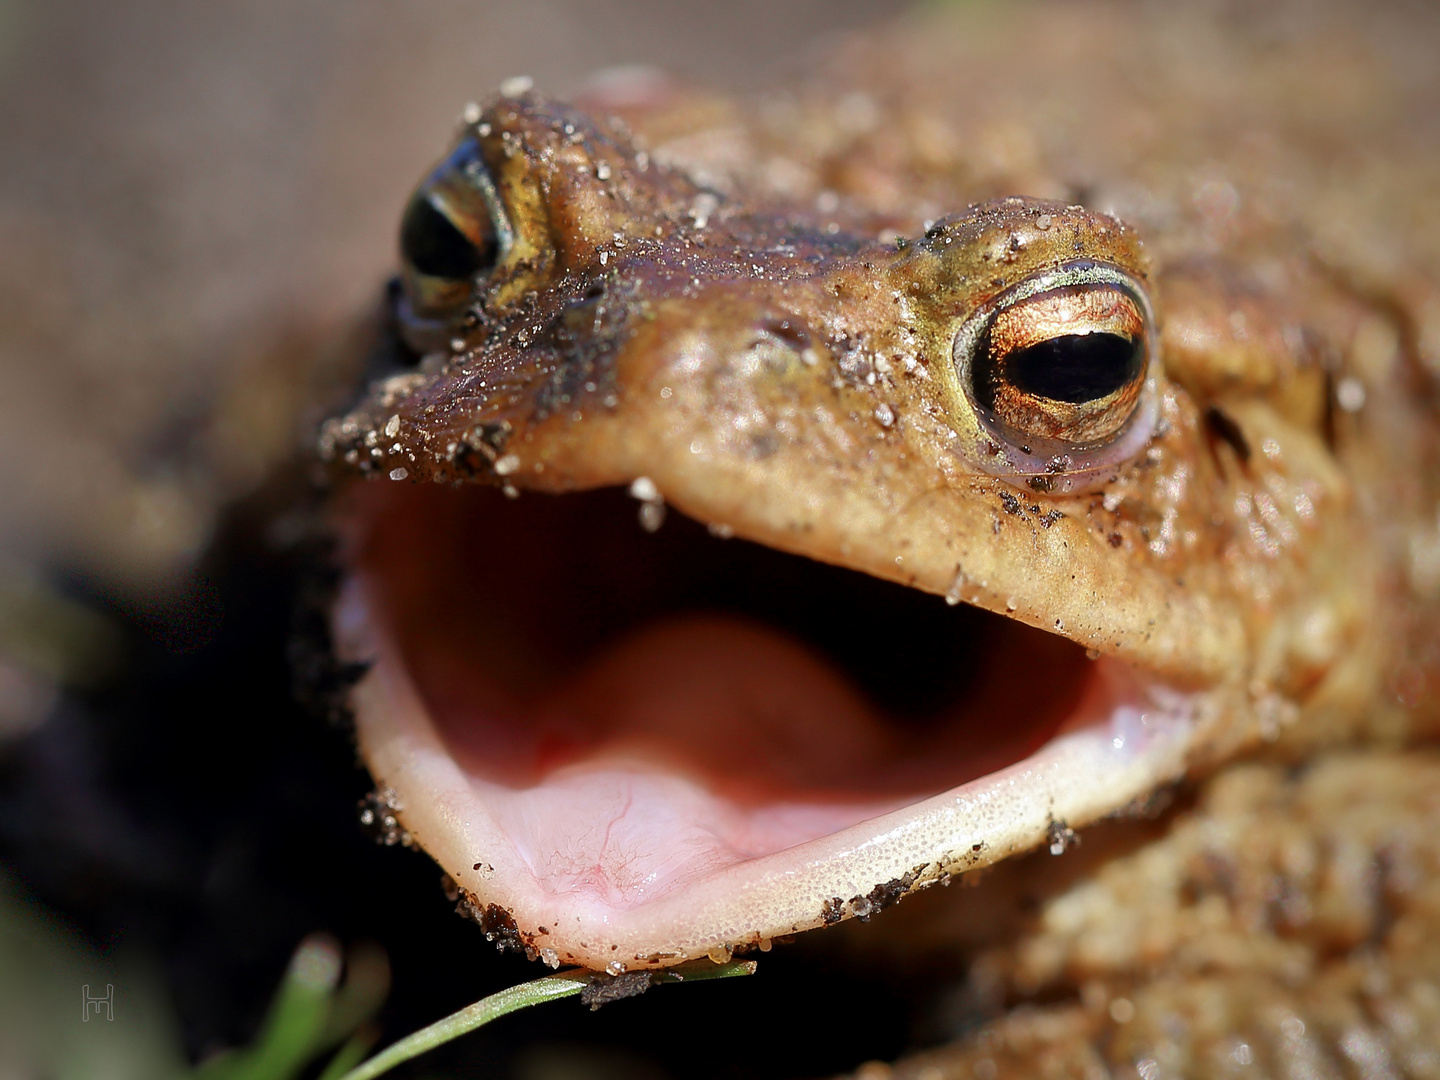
[970, 282, 1148, 447]
[951, 264, 1158, 488]
[953, 264, 1156, 474]
[398, 136, 510, 322]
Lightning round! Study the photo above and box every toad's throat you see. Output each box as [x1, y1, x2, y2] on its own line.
[335, 483, 1196, 969]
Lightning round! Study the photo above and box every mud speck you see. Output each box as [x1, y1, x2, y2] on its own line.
[848, 869, 922, 922]
[1047, 819, 1079, 855]
[455, 892, 527, 954]
[357, 788, 412, 848]
[580, 970, 655, 1010]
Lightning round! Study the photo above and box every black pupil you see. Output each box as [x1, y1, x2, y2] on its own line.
[401, 195, 491, 280]
[1003, 332, 1142, 403]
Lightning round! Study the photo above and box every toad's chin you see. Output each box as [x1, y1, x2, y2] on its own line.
[331, 481, 1197, 971]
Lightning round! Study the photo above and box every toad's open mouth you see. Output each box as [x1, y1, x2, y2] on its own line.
[333, 481, 1197, 970]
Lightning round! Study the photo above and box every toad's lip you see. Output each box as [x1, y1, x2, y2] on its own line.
[332, 482, 1199, 971]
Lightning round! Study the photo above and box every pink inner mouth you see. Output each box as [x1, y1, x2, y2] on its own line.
[349, 481, 1094, 794]
[336, 482, 1189, 963]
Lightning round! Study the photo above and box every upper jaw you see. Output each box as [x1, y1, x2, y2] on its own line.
[324, 196, 1253, 684]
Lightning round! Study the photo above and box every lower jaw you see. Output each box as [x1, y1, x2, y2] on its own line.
[332, 483, 1199, 970]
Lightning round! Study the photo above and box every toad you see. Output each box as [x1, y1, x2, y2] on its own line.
[318, 0, 1440, 1006]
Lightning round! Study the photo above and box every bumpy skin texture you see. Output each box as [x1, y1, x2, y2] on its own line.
[321, 0, 1440, 1069]
[845, 751, 1440, 1080]
[804, 3, 1440, 1074]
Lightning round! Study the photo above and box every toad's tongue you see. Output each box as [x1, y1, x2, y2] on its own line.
[333, 486, 1198, 969]
[426, 612, 1075, 801]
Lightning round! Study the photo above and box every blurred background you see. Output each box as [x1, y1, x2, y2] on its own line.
[0, 2, 930, 1077]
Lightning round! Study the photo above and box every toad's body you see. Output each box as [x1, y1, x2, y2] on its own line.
[321, 0, 1440, 1072]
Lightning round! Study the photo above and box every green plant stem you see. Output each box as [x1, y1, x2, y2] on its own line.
[315, 1029, 380, 1080]
[336, 959, 757, 1080]
[195, 934, 342, 1080]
